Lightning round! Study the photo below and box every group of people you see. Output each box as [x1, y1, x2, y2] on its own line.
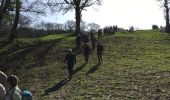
[0, 71, 32, 100]
[76, 31, 98, 49]
[103, 25, 118, 35]
[0, 32, 103, 99]
[65, 32, 104, 80]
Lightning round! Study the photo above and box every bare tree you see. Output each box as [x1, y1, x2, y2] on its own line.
[18, 15, 31, 28]
[21, 0, 47, 18]
[54, 23, 64, 30]
[64, 20, 75, 32]
[88, 22, 100, 32]
[47, 0, 102, 35]
[9, 0, 21, 41]
[80, 20, 88, 32]
[157, 0, 170, 33]
[8, 0, 47, 41]
[44, 22, 55, 30]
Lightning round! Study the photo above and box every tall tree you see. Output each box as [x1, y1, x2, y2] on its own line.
[9, 0, 21, 41]
[157, 0, 170, 33]
[0, 0, 11, 24]
[8, 0, 47, 41]
[47, 0, 102, 35]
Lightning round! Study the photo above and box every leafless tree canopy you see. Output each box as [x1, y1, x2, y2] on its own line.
[46, 0, 102, 34]
[47, 0, 102, 13]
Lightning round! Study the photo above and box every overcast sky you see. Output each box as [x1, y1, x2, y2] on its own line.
[41, 0, 165, 29]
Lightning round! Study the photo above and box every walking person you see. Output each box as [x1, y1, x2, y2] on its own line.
[83, 43, 90, 63]
[76, 34, 81, 48]
[89, 31, 96, 50]
[0, 71, 8, 90]
[98, 29, 102, 39]
[0, 83, 6, 100]
[91, 36, 96, 50]
[64, 49, 76, 80]
[5, 75, 22, 100]
[0, 71, 7, 100]
[82, 34, 89, 45]
[97, 42, 104, 63]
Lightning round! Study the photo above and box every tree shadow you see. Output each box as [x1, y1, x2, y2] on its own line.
[0, 38, 64, 72]
[86, 63, 101, 75]
[73, 63, 86, 75]
[43, 79, 69, 95]
[0, 41, 11, 49]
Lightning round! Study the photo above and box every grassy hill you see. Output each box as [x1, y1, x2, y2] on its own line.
[1, 30, 170, 99]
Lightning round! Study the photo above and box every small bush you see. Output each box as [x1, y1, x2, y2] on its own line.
[152, 25, 159, 30]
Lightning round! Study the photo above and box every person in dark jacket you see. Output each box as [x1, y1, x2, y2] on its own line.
[76, 34, 81, 48]
[65, 49, 76, 80]
[97, 42, 104, 63]
[82, 34, 89, 45]
[83, 43, 90, 63]
[91, 36, 96, 50]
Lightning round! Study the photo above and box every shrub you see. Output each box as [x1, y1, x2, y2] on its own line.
[152, 25, 159, 30]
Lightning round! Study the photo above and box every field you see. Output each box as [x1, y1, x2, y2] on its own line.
[1, 30, 170, 100]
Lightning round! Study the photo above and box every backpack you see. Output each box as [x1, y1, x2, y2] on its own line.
[21, 90, 33, 100]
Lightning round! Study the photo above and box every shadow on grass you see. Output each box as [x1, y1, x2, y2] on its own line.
[0, 41, 11, 49]
[0, 37, 69, 73]
[73, 63, 86, 75]
[43, 64, 87, 96]
[86, 63, 101, 75]
[43, 79, 69, 95]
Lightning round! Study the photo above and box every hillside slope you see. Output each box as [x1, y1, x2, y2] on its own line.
[1, 30, 170, 100]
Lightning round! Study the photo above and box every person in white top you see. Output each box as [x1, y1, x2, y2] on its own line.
[5, 75, 22, 100]
[0, 71, 9, 90]
[0, 71, 8, 100]
[0, 83, 6, 100]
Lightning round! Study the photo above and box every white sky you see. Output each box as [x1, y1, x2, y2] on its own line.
[41, 0, 165, 29]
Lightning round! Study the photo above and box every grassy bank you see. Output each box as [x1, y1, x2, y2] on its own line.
[1, 30, 170, 99]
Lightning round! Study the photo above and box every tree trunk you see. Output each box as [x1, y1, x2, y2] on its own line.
[165, 0, 170, 33]
[165, 9, 170, 33]
[75, 6, 81, 35]
[9, 0, 21, 41]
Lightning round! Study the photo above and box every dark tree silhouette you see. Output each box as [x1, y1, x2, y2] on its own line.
[47, 0, 102, 35]
[152, 24, 159, 29]
[157, 0, 170, 33]
[9, 0, 21, 41]
[8, 0, 47, 41]
[0, 0, 11, 24]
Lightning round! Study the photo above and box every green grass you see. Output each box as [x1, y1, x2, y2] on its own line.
[40, 34, 66, 41]
[1, 30, 170, 100]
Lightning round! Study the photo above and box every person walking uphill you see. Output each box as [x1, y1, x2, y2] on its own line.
[0, 71, 8, 100]
[0, 83, 6, 100]
[76, 34, 81, 48]
[0, 71, 8, 90]
[65, 49, 76, 80]
[83, 43, 90, 63]
[97, 42, 104, 63]
[5, 75, 22, 100]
